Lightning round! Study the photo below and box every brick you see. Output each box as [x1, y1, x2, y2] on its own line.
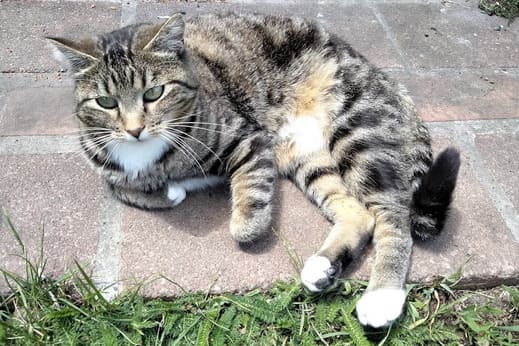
[0, 154, 104, 290]
[0, 1, 121, 73]
[378, 3, 519, 68]
[135, 2, 403, 68]
[390, 70, 519, 121]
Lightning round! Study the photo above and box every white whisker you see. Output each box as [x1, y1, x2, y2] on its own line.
[164, 128, 222, 163]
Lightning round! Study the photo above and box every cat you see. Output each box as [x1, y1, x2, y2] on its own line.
[48, 12, 460, 328]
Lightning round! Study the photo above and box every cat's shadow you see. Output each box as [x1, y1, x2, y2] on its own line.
[155, 184, 280, 254]
[412, 207, 461, 254]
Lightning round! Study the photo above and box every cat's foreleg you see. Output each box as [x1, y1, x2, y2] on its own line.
[226, 134, 276, 243]
[109, 184, 174, 210]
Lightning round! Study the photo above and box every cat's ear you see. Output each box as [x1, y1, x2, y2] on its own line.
[141, 13, 185, 54]
[46, 37, 99, 74]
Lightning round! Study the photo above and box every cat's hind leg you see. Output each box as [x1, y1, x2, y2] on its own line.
[355, 196, 412, 328]
[277, 146, 375, 292]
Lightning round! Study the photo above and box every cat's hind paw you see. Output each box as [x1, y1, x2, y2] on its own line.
[356, 288, 406, 328]
[167, 183, 187, 206]
[300, 255, 340, 292]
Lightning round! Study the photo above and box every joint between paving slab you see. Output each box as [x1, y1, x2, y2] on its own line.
[92, 188, 123, 300]
[369, 4, 412, 71]
[452, 123, 519, 243]
[0, 136, 80, 155]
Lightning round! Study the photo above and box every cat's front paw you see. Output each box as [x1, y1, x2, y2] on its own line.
[167, 183, 187, 206]
[356, 288, 406, 328]
[300, 255, 341, 292]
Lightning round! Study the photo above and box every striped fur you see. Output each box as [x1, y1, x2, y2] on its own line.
[49, 13, 460, 327]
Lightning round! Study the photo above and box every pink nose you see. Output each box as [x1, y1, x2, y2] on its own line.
[127, 127, 144, 139]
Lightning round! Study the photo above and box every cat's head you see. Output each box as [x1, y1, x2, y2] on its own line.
[48, 14, 199, 143]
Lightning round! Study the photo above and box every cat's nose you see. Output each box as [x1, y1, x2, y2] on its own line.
[127, 126, 144, 139]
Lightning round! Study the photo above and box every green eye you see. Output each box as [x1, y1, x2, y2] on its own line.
[143, 85, 164, 102]
[96, 96, 118, 109]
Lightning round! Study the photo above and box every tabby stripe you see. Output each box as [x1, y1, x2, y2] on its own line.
[248, 199, 269, 212]
[338, 137, 399, 174]
[249, 158, 275, 171]
[199, 54, 256, 124]
[329, 125, 352, 152]
[361, 158, 402, 193]
[248, 182, 272, 193]
[228, 149, 255, 177]
[209, 138, 242, 174]
[320, 191, 341, 208]
[304, 166, 337, 188]
[168, 80, 199, 90]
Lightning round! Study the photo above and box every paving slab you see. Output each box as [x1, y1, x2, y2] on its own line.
[0, 154, 103, 290]
[136, 2, 402, 68]
[475, 133, 519, 209]
[0, 1, 518, 299]
[0, 83, 78, 136]
[0, 1, 121, 73]
[377, 3, 519, 68]
[119, 136, 519, 297]
[390, 70, 519, 121]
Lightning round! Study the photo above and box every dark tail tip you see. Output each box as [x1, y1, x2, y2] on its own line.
[411, 147, 461, 241]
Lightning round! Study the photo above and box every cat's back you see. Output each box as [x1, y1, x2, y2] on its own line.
[184, 13, 330, 70]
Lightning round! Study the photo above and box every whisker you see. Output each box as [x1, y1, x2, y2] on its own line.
[166, 124, 229, 136]
[164, 128, 222, 163]
[161, 132, 207, 177]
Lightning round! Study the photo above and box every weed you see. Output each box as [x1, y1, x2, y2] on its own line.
[1, 215, 518, 345]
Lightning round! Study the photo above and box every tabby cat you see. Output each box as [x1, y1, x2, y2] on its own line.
[48, 13, 460, 328]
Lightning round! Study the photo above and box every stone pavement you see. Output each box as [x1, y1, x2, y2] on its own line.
[1, 0, 518, 298]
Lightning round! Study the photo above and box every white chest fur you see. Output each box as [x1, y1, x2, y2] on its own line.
[108, 137, 169, 176]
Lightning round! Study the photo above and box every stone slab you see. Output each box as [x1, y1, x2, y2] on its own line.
[378, 3, 519, 68]
[119, 136, 519, 297]
[475, 133, 519, 209]
[119, 182, 329, 296]
[135, 2, 403, 68]
[0, 1, 121, 73]
[0, 154, 103, 289]
[390, 70, 519, 121]
[0, 84, 78, 136]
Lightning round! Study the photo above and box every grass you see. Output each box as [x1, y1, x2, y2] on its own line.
[479, 0, 519, 21]
[1, 219, 518, 345]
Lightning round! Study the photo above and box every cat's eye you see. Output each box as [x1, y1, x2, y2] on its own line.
[96, 96, 118, 109]
[143, 85, 164, 103]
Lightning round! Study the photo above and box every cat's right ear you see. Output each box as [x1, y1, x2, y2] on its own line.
[46, 37, 99, 75]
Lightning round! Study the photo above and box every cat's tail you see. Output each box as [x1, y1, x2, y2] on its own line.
[410, 147, 461, 240]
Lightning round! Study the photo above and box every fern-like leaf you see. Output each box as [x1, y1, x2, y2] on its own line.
[212, 305, 237, 345]
[196, 306, 220, 346]
[341, 309, 371, 346]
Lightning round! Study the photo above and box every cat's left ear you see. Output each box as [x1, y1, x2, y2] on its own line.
[47, 37, 99, 75]
[142, 13, 185, 54]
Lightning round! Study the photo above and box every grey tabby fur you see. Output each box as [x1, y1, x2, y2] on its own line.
[48, 12, 460, 328]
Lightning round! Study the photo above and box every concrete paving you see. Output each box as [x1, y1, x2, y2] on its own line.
[1, 0, 518, 297]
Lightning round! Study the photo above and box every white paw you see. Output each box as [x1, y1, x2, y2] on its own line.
[167, 183, 187, 206]
[356, 288, 406, 328]
[300, 255, 339, 292]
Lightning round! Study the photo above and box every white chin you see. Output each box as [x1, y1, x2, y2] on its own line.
[108, 135, 169, 175]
